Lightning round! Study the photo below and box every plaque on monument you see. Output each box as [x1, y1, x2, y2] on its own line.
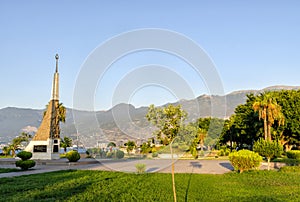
[33, 145, 47, 152]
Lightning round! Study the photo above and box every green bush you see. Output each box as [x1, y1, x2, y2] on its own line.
[106, 152, 113, 158]
[286, 150, 300, 160]
[280, 166, 300, 173]
[16, 160, 36, 170]
[152, 152, 158, 158]
[66, 150, 80, 162]
[218, 147, 230, 156]
[229, 150, 262, 173]
[135, 163, 146, 174]
[16, 151, 32, 161]
[253, 138, 283, 170]
[116, 150, 124, 159]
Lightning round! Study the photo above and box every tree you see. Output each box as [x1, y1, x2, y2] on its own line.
[146, 104, 187, 202]
[140, 142, 151, 154]
[197, 128, 207, 152]
[146, 104, 187, 145]
[60, 136, 72, 153]
[44, 102, 66, 123]
[107, 142, 116, 147]
[125, 140, 136, 154]
[272, 90, 300, 150]
[253, 138, 283, 170]
[253, 93, 284, 141]
[2, 146, 10, 157]
[9, 132, 32, 157]
[57, 102, 66, 123]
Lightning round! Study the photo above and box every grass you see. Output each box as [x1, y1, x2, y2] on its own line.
[0, 168, 20, 173]
[0, 169, 299, 201]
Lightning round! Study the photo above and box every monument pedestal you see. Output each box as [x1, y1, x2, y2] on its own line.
[26, 138, 60, 160]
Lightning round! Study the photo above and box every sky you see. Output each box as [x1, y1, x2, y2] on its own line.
[0, 1, 299, 111]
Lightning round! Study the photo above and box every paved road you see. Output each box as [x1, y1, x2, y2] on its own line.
[0, 158, 234, 178]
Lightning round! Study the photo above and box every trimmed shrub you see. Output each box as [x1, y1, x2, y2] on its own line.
[253, 138, 283, 170]
[66, 150, 80, 162]
[218, 147, 230, 156]
[286, 150, 300, 160]
[116, 150, 124, 159]
[16, 151, 32, 161]
[229, 150, 262, 173]
[135, 163, 146, 174]
[152, 152, 158, 158]
[16, 160, 36, 170]
[106, 152, 113, 158]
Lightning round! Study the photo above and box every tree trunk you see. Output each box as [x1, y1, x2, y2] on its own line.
[267, 157, 271, 171]
[170, 142, 177, 202]
[267, 124, 272, 141]
[263, 108, 268, 140]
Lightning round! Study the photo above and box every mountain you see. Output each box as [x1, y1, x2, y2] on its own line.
[1, 85, 299, 147]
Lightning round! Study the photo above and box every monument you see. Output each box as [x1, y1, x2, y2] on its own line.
[25, 54, 61, 160]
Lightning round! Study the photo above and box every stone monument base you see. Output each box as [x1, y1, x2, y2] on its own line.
[25, 138, 60, 160]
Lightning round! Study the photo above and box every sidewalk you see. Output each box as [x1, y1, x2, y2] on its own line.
[0, 158, 235, 178]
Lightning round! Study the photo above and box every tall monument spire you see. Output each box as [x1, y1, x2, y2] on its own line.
[25, 54, 61, 159]
[52, 54, 59, 100]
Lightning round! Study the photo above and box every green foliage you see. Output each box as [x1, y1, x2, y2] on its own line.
[152, 152, 158, 158]
[60, 136, 72, 152]
[107, 142, 116, 147]
[229, 150, 262, 173]
[16, 151, 32, 161]
[280, 166, 300, 173]
[66, 150, 80, 162]
[15, 151, 35, 170]
[218, 147, 230, 156]
[0, 168, 20, 173]
[106, 152, 113, 158]
[146, 104, 187, 145]
[253, 93, 284, 141]
[140, 142, 151, 154]
[135, 163, 146, 174]
[286, 150, 300, 160]
[15, 160, 36, 170]
[0, 170, 300, 201]
[125, 140, 136, 154]
[116, 150, 124, 159]
[253, 138, 283, 171]
[253, 138, 283, 159]
[9, 132, 32, 157]
[221, 90, 300, 150]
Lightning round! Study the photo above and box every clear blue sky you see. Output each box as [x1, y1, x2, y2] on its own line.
[1, 1, 299, 110]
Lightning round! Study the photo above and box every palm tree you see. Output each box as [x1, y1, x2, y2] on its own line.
[2, 146, 11, 157]
[253, 93, 284, 141]
[57, 102, 66, 123]
[60, 136, 72, 153]
[44, 102, 66, 123]
[198, 128, 207, 152]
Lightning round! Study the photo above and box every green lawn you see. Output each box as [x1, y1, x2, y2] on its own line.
[0, 169, 299, 201]
[0, 168, 20, 173]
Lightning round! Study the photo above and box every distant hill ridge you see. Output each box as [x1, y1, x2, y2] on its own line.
[1, 85, 299, 146]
